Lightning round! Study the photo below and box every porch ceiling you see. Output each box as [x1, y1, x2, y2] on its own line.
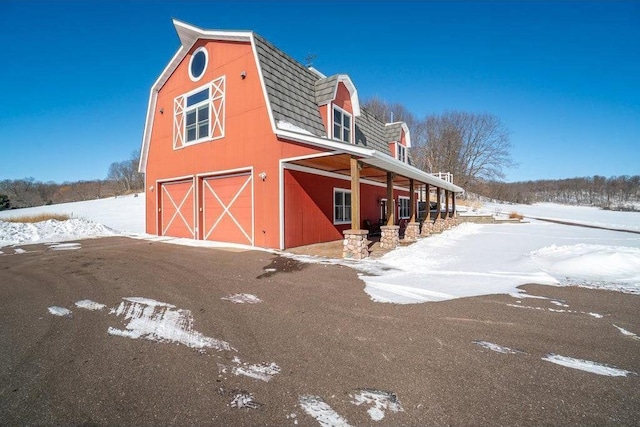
[288, 154, 450, 189]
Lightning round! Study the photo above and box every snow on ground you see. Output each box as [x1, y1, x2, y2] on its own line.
[613, 325, 640, 340]
[108, 297, 233, 351]
[0, 218, 115, 247]
[74, 299, 106, 311]
[2, 194, 640, 304]
[542, 354, 636, 377]
[350, 389, 403, 422]
[472, 340, 525, 354]
[221, 293, 262, 304]
[298, 395, 352, 427]
[47, 306, 73, 317]
[480, 201, 640, 232]
[0, 193, 145, 234]
[357, 218, 640, 304]
[218, 360, 281, 382]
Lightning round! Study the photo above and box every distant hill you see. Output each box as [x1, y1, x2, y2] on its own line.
[468, 175, 640, 211]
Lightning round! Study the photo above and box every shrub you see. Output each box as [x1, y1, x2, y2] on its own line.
[509, 211, 524, 220]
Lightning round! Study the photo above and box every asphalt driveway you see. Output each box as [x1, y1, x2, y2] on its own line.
[1, 237, 638, 426]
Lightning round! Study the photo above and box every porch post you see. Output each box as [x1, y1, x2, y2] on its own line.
[343, 156, 368, 260]
[380, 172, 399, 250]
[350, 156, 361, 230]
[445, 190, 450, 219]
[386, 172, 395, 226]
[421, 183, 432, 236]
[452, 192, 457, 217]
[404, 178, 420, 241]
[409, 179, 416, 223]
[436, 187, 442, 220]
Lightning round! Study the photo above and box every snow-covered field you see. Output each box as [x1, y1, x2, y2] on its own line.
[1, 195, 639, 304]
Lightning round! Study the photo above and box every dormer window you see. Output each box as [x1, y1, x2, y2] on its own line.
[397, 143, 407, 163]
[333, 106, 351, 143]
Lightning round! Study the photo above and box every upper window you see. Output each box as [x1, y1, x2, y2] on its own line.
[189, 47, 208, 81]
[333, 106, 351, 143]
[185, 88, 210, 142]
[173, 76, 226, 149]
[397, 144, 407, 163]
[334, 188, 351, 224]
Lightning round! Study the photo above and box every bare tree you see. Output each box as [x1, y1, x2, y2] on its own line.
[414, 112, 514, 189]
[362, 96, 426, 154]
[107, 151, 145, 193]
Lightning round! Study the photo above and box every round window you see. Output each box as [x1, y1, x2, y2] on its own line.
[189, 47, 207, 81]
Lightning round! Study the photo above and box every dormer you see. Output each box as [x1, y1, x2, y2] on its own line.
[385, 122, 411, 163]
[315, 74, 361, 143]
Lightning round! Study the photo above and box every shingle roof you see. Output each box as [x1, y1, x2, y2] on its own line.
[253, 33, 410, 163]
[385, 122, 403, 142]
[315, 75, 339, 105]
[253, 35, 326, 137]
[354, 108, 389, 153]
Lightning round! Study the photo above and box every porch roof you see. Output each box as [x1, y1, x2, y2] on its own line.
[277, 129, 464, 193]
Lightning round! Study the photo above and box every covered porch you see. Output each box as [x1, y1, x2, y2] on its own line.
[281, 149, 463, 259]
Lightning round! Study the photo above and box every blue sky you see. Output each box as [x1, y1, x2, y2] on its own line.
[1, 0, 638, 183]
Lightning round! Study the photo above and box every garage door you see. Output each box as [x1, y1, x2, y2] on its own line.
[160, 179, 195, 238]
[202, 172, 253, 245]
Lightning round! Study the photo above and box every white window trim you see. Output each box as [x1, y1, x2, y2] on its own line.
[398, 196, 410, 219]
[332, 105, 353, 144]
[189, 47, 208, 82]
[396, 143, 407, 163]
[333, 188, 352, 225]
[173, 76, 226, 149]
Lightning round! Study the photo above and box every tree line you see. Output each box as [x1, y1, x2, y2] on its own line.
[0, 152, 144, 210]
[472, 175, 640, 210]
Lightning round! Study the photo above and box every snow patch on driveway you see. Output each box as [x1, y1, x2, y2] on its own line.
[75, 299, 106, 311]
[219, 359, 281, 382]
[350, 389, 403, 421]
[613, 325, 640, 340]
[108, 297, 233, 351]
[221, 293, 262, 304]
[48, 306, 72, 317]
[472, 340, 525, 354]
[299, 395, 351, 427]
[542, 354, 636, 377]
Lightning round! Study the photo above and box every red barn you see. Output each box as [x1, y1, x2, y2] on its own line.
[139, 20, 463, 256]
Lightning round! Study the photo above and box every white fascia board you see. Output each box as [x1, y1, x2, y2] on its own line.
[401, 123, 411, 148]
[275, 130, 374, 157]
[275, 130, 463, 192]
[334, 75, 361, 117]
[139, 89, 157, 173]
[173, 19, 252, 44]
[308, 66, 326, 78]
[140, 46, 185, 173]
[366, 152, 464, 193]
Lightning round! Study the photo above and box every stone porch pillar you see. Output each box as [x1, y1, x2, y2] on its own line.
[343, 229, 369, 260]
[404, 222, 420, 242]
[380, 225, 400, 250]
[420, 219, 432, 237]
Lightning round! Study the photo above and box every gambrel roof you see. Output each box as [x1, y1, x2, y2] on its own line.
[139, 19, 463, 193]
[254, 35, 326, 137]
